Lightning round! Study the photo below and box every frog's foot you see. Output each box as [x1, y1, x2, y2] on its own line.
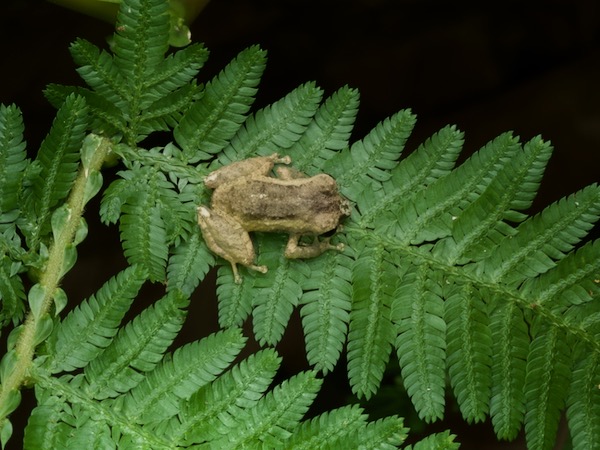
[269, 153, 291, 165]
[231, 262, 268, 284]
[284, 234, 344, 259]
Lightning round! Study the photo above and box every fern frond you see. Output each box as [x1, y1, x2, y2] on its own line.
[347, 244, 397, 399]
[406, 430, 460, 450]
[47, 265, 148, 373]
[251, 235, 310, 346]
[391, 131, 521, 245]
[44, 84, 126, 137]
[442, 135, 552, 263]
[0, 255, 26, 326]
[489, 300, 528, 440]
[26, 94, 89, 245]
[520, 238, 600, 314]
[22, 393, 69, 450]
[135, 82, 200, 138]
[144, 42, 209, 99]
[69, 38, 128, 108]
[120, 199, 168, 281]
[355, 124, 464, 229]
[524, 323, 572, 450]
[166, 231, 214, 296]
[83, 290, 189, 399]
[284, 405, 367, 449]
[216, 268, 255, 328]
[393, 263, 446, 422]
[172, 348, 281, 444]
[174, 45, 267, 162]
[216, 82, 323, 165]
[445, 282, 491, 423]
[567, 352, 600, 450]
[326, 109, 416, 198]
[115, 167, 181, 281]
[288, 85, 360, 173]
[0, 104, 28, 219]
[355, 415, 409, 449]
[300, 250, 353, 374]
[122, 327, 246, 423]
[480, 183, 600, 285]
[112, 0, 170, 85]
[211, 370, 322, 448]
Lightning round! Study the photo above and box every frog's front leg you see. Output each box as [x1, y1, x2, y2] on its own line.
[197, 206, 267, 283]
[284, 233, 345, 259]
[204, 153, 291, 189]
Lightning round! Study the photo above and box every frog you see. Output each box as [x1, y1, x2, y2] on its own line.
[197, 153, 350, 283]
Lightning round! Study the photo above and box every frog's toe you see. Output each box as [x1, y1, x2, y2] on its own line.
[248, 264, 268, 274]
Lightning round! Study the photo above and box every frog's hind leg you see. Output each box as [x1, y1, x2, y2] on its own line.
[284, 234, 345, 259]
[197, 206, 267, 283]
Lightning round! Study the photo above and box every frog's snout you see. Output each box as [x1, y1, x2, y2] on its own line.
[197, 205, 210, 217]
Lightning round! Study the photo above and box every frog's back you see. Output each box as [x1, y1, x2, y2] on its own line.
[212, 175, 346, 234]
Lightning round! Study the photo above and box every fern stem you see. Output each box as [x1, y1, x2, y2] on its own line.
[0, 135, 111, 426]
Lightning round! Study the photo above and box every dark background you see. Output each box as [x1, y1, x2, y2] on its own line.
[1, 0, 599, 448]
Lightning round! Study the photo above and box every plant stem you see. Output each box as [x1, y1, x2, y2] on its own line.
[0, 135, 111, 426]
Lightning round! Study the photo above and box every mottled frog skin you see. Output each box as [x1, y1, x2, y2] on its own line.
[197, 153, 350, 282]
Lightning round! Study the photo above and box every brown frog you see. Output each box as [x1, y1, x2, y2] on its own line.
[197, 153, 350, 283]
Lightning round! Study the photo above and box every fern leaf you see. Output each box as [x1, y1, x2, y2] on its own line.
[44, 84, 127, 137]
[172, 348, 281, 444]
[355, 415, 409, 450]
[393, 131, 521, 245]
[27, 94, 89, 244]
[519, 238, 600, 314]
[47, 265, 148, 373]
[393, 263, 446, 421]
[288, 85, 360, 173]
[327, 109, 416, 198]
[99, 168, 149, 225]
[285, 404, 367, 449]
[135, 82, 200, 139]
[216, 267, 255, 327]
[480, 183, 600, 285]
[211, 370, 322, 448]
[112, 0, 170, 85]
[0, 104, 28, 217]
[300, 250, 353, 374]
[445, 282, 491, 423]
[174, 45, 267, 162]
[23, 394, 70, 450]
[61, 414, 112, 450]
[406, 430, 460, 450]
[443, 135, 552, 263]
[216, 82, 323, 165]
[524, 323, 572, 450]
[347, 244, 397, 399]
[116, 167, 179, 282]
[83, 290, 189, 399]
[489, 300, 528, 440]
[120, 200, 168, 282]
[567, 352, 600, 450]
[145, 42, 209, 99]
[356, 124, 464, 229]
[122, 327, 246, 423]
[246, 236, 309, 346]
[69, 38, 128, 108]
[166, 231, 214, 296]
[0, 255, 26, 326]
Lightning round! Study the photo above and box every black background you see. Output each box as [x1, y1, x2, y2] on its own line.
[1, 1, 599, 448]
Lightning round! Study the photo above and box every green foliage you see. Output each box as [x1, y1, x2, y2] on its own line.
[0, 0, 598, 448]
